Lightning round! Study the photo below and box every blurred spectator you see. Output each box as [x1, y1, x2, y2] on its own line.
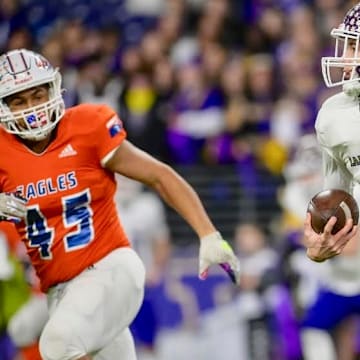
[61, 20, 91, 66]
[257, 7, 286, 53]
[156, 11, 183, 51]
[139, 30, 166, 74]
[119, 71, 168, 160]
[313, 0, 344, 45]
[0, 0, 21, 51]
[121, 46, 144, 80]
[152, 58, 175, 102]
[5, 27, 33, 52]
[233, 222, 280, 360]
[197, 0, 244, 49]
[96, 25, 123, 75]
[166, 60, 225, 164]
[201, 42, 227, 87]
[244, 53, 278, 136]
[280, 134, 323, 225]
[75, 53, 123, 112]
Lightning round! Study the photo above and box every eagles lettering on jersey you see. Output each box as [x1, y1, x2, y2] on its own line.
[0, 104, 130, 292]
[16, 171, 78, 199]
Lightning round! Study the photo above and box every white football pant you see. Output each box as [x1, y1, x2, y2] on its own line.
[39, 247, 145, 360]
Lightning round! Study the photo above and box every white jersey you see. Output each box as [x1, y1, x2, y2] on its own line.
[316, 91, 360, 191]
[315, 91, 360, 294]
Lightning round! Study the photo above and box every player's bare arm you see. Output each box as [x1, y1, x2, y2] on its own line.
[304, 212, 357, 262]
[105, 140, 217, 238]
[105, 140, 241, 283]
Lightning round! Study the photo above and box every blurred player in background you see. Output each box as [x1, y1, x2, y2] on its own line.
[114, 175, 171, 360]
[281, 134, 323, 227]
[0, 222, 35, 360]
[0, 48, 240, 360]
[233, 222, 279, 360]
[6, 221, 48, 360]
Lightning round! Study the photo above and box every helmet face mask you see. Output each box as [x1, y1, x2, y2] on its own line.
[0, 49, 65, 141]
[1, 91, 65, 141]
[322, 3, 360, 95]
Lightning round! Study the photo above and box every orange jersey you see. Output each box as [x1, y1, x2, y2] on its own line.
[0, 103, 130, 292]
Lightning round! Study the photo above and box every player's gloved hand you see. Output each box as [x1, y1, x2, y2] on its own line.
[0, 192, 27, 223]
[199, 231, 240, 284]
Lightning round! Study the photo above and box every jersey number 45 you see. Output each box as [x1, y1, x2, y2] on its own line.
[25, 189, 94, 259]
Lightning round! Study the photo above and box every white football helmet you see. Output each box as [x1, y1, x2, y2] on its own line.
[322, 3, 360, 96]
[0, 49, 65, 141]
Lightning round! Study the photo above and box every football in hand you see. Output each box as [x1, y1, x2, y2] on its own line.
[307, 189, 359, 234]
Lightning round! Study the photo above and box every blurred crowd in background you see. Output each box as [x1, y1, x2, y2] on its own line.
[0, 0, 344, 167]
[1, 0, 360, 359]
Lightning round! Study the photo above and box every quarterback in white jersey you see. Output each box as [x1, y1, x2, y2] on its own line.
[302, 2, 360, 359]
[303, 2, 360, 263]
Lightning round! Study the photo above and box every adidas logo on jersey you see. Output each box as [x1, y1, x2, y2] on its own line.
[59, 144, 77, 158]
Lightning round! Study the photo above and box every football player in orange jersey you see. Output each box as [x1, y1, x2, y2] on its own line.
[0, 48, 240, 360]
